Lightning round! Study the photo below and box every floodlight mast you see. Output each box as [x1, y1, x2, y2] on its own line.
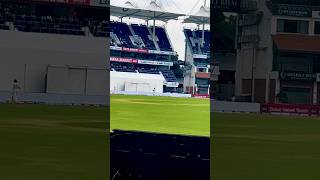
[153, 11, 156, 43]
[202, 21, 205, 46]
[201, 0, 209, 48]
[148, 0, 162, 45]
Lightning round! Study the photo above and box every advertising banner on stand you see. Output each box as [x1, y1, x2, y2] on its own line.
[33, 0, 109, 7]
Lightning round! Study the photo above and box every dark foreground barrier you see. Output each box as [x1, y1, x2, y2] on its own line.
[111, 130, 209, 180]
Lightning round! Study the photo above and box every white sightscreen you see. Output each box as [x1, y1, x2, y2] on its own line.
[110, 71, 165, 93]
[125, 82, 151, 92]
[47, 66, 107, 95]
[86, 69, 108, 95]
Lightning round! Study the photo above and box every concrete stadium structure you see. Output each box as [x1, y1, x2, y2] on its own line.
[0, 30, 108, 94]
[110, 1, 182, 94]
[0, 0, 109, 105]
[236, 0, 320, 104]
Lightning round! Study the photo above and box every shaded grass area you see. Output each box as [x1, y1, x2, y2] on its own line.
[0, 103, 108, 180]
[110, 95, 210, 137]
[212, 112, 320, 180]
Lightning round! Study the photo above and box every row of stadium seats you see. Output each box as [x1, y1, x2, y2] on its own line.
[194, 58, 210, 66]
[142, 53, 175, 62]
[110, 22, 134, 48]
[90, 20, 108, 37]
[131, 24, 156, 50]
[184, 29, 210, 55]
[160, 69, 178, 82]
[111, 62, 178, 82]
[0, 16, 9, 30]
[0, 12, 108, 37]
[138, 67, 160, 74]
[0, 12, 9, 30]
[155, 26, 173, 52]
[111, 62, 136, 73]
[110, 21, 173, 52]
[14, 16, 85, 36]
[111, 130, 209, 180]
[196, 30, 210, 54]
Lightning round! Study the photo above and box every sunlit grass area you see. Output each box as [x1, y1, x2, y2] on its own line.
[111, 95, 210, 136]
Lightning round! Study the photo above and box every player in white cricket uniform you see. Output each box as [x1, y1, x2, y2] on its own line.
[12, 79, 21, 103]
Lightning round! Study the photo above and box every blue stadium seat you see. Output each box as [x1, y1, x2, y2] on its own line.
[11, 15, 86, 36]
[110, 22, 174, 52]
[0, 14, 9, 30]
[110, 22, 134, 48]
[131, 24, 156, 50]
[160, 69, 178, 82]
[184, 29, 210, 55]
[155, 26, 173, 51]
[111, 62, 136, 73]
[138, 67, 160, 74]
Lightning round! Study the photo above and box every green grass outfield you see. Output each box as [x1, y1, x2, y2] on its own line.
[2, 95, 320, 180]
[110, 94, 210, 137]
[0, 95, 209, 179]
[0, 103, 108, 180]
[212, 112, 320, 180]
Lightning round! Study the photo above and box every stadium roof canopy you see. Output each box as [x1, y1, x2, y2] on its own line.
[183, 5, 210, 25]
[110, 0, 184, 22]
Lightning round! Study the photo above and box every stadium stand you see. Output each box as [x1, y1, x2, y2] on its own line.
[0, 0, 109, 106]
[184, 29, 210, 55]
[0, 2, 109, 37]
[111, 130, 209, 180]
[110, 22, 173, 51]
[155, 26, 173, 51]
[111, 62, 136, 73]
[13, 15, 85, 35]
[0, 13, 9, 30]
[131, 24, 156, 50]
[110, 20, 180, 93]
[184, 28, 211, 96]
[138, 67, 160, 74]
[160, 69, 178, 82]
[110, 61, 179, 83]
[110, 22, 134, 47]
[90, 20, 109, 37]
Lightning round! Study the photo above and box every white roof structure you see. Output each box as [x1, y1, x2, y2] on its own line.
[110, 0, 184, 22]
[183, 5, 210, 25]
[182, 0, 210, 51]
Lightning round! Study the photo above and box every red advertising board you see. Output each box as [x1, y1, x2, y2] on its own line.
[110, 57, 138, 64]
[192, 94, 210, 99]
[261, 103, 320, 116]
[195, 72, 210, 79]
[110, 46, 177, 56]
[110, 57, 172, 66]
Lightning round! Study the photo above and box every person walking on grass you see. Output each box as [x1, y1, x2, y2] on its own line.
[12, 79, 21, 104]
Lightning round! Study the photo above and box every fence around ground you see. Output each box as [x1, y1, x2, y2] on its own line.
[211, 100, 320, 117]
[0, 91, 108, 106]
[4, 89, 319, 117]
[112, 91, 192, 98]
[211, 100, 261, 113]
[261, 103, 320, 116]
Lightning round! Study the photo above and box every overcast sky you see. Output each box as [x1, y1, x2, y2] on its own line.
[110, 0, 210, 60]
